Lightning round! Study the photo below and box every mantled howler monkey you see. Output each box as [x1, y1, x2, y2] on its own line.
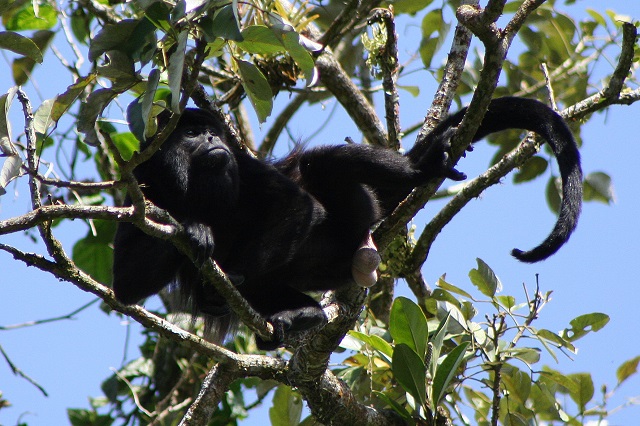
[113, 97, 582, 349]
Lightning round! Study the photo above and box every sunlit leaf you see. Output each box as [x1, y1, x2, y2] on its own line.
[4, 3, 57, 31]
[392, 0, 434, 16]
[269, 385, 302, 426]
[469, 258, 502, 297]
[72, 221, 116, 285]
[539, 368, 579, 395]
[51, 75, 96, 123]
[583, 172, 615, 204]
[561, 312, 609, 342]
[567, 373, 594, 412]
[0, 155, 22, 196]
[536, 329, 576, 353]
[389, 296, 428, 358]
[437, 276, 473, 299]
[0, 88, 17, 155]
[501, 367, 531, 404]
[617, 356, 640, 386]
[111, 132, 140, 161]
[237, 25, 286, 55]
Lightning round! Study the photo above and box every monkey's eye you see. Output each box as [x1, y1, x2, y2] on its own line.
[183, 128, 199, 137]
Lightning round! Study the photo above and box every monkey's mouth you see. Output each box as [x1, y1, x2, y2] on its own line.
[196, 146, 232, 170]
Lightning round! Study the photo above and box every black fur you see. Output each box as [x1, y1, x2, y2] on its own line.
[112, 97, 582, 349]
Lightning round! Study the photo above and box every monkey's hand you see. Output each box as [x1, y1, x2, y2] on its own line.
[184, 222, 215, 266]
[257, 307, 327, 350]
[415, 127, 467, 181]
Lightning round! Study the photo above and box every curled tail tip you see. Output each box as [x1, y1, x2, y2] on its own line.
[511, 247, 547, 263]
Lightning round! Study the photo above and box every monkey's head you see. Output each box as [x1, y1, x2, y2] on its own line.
[136, 108, 241, 217]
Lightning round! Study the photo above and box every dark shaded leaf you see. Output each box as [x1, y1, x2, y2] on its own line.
[432, 341, 469, 407]
[392, 343, 427, 407]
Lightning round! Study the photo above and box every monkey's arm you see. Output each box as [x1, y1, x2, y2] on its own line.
[112, 221, 185, 304]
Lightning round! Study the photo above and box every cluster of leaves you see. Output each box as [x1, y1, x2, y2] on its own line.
[66, 260, 639, 425]
[338, 260, 633, 425]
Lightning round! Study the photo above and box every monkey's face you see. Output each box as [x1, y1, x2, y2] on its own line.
[177, 124, 235, 174]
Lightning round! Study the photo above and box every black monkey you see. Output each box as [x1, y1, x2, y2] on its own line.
[112, 97, 582, 349]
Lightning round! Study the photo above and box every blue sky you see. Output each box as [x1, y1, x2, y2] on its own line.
[1, 1, 639, 424]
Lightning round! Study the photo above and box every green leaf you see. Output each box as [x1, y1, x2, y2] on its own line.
[372, 391, 412, 420]
[545, 175, 562, 214]
[168, 30, 188, 112]
[468, 258, 502, 297]
[96, 51, 137, 85]
[141, 68, 160, 139]
[78, 88, 119, 146]
[0, 88, 16, 155]
[567, 373, 594, 413]
[431, 341, 469, 408]
[392, 343, 427, 407]
[437, 276, 473, 299]
[536, 329, 576, 353]
[463, 387, 491, 418]
[11, 30, 55, 85]
[586, 9, 607, 27]
[281, 31, 316, 85]
[72, 221, 116, 285]
[501, 367, 531, 404]
[67, 408, 114, 426]
[501, 347, 541, 367]
[348, 330, 393, 361]
[392, 0, 434, 16]
[0, 154, 22, 196]
[561, 312, 609, 342]
[431, 288, 462, 309]
[419, 9, 448, 69]
[513, 156, 548, 183]
[237, 25, 286, 55]
[269, 385, 302, 426]
[236, 59, 273, 123]
[70, 7, 92, 45]
[51, 75, 96, 123]
[34, 99, 56, 135]
[616, 356, 640, 386]
[0, 31, 43, 63]
[583, 172, 614, 204]
[111, 132, 140, 161]
[89, 19, 138, 62]
[398, 85, 420, 97]
[389, 296, 428, 358]
[539, 368, 579, 395]
[4, 3, 57, 31]
[200, 5, 243, 42]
